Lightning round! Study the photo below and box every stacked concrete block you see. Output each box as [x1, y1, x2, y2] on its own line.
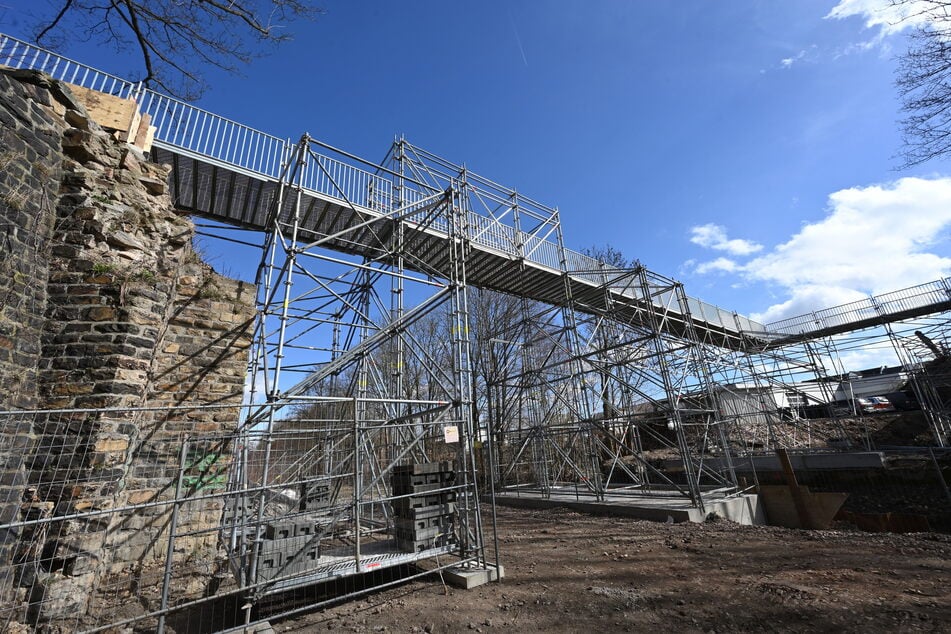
[220, 498, 254, 533]
[221, 496, 329, 584]
[300, 482, 331, 511]
[391, 461, 457, 553]
[254, 516, 326, 583]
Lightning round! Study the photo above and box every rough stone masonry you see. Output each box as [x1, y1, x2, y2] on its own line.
[0, 68, 255, 630]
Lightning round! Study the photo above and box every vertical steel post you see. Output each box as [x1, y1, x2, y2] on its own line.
[392, 139, 406, 459]
[447, 175, 481, 559]
[674, 283, 738, 490]
[553, 212, 602, 500]
[354, 396, 362, 571]
[637, 270, 704, 512]
[157, 439, 189, 634]
[245, 137, 307, 618]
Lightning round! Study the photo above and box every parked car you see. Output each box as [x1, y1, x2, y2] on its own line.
[855, 396, 895, 414]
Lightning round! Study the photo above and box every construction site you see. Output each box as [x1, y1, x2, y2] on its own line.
[0, 33, 950, 633]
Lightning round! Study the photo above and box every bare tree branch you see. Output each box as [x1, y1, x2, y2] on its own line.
[35, 0, 75, 41]
[26, 0, 322, 100]
[890, 1, 951, 166]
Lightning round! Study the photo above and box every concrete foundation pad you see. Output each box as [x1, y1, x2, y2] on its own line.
[494, 490, 764, 525]
[443, 563, 504, 589]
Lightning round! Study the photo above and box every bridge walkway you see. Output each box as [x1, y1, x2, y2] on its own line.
[4, 33, 951, 350]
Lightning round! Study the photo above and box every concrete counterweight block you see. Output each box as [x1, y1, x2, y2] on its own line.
[390, 462, 457, 553]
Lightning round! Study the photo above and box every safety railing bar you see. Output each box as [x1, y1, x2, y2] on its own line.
[0, 37, 14, 65]
[403, 140, 560, 215]
[3, 32, 770, 338]
[310, 138, 440, 195]
[767, 279, 951, 334]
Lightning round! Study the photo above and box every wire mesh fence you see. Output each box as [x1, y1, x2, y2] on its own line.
[0, 400, 490, 633]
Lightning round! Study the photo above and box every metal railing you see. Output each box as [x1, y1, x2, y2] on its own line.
[767, 278, 951, 336]
[0, 33, 292, 179]
[0, 32, 765, 338]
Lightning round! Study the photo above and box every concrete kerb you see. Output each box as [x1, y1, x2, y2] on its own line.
[491, 491, 765, 526]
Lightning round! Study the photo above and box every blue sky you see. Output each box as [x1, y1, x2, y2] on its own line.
[5, 0, 951, 327]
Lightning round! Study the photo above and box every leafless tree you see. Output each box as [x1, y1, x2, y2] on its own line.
[22, 0, 322, 100]
[580, 244, 636, 421]
[892, 1, 951, 165]
[468, 288, 525, 433]
[400, 306, 454, 403]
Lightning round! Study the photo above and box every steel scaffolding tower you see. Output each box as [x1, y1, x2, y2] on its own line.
[225, 136, 494, 615]
[486, 263, 747, 509]
[4, 32, 951, 632]
[485, 260, 864, 508]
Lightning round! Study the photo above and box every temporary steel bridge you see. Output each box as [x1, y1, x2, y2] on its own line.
[3, 33, 948, 348]
[4, 33, 951, 634]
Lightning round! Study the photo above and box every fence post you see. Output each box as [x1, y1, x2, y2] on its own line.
[157, 439, 189, 634]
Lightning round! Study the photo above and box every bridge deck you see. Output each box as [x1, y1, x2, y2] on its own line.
[762, 279, 951, 346]
[153, 145, 755, 349]
[4, 32, 951, 350]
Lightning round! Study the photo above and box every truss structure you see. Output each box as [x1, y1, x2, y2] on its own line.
[223, 136, 496, 609]
[878, 315, 951, 447]
[484, 262, 853, 510]
[3, 33, 951, 632]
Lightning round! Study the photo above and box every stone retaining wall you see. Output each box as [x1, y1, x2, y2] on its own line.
[0, 69, 255, 630]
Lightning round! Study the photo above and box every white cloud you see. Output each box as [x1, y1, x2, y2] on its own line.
[825, 0, 946, 58]
[694, 257, 740, 275]
[827, 0, 937, 37]
[746, 177, 951, 297]
[836, 343, 901, 373]
[749, 285, 868, 324]
[770, 2, 939, 72]
[779, 47, 818, 69]
[689, 223, 763, 256]
[243, 372, 268, 404]
[689, 177, 951, 324]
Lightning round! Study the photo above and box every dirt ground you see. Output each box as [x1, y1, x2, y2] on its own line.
[273, 506, 951, 633]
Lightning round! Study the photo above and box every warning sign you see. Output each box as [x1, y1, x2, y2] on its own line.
[443, 425, 459, 443]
